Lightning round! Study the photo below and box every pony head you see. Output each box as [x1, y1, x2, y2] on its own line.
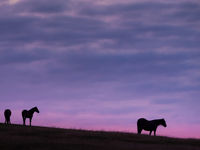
[161, 118, 167, 127]
[34, 107, 40, 113]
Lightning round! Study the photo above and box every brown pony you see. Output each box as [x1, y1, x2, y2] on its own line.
[4, 109, 12, 124]
[22, 107, 39, 126]
[137, 118, 167, 136]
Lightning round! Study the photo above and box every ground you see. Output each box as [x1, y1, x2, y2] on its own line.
[0, 123, 199, 150]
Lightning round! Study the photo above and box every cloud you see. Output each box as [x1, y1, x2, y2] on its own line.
[13, 0, 70, 14]
[9, 0, 20, 5]
[1, 0, 200, 55]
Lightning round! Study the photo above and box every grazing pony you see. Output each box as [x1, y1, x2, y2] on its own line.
[4, 109, 12, 124]
[22, 107, 39, 126]
[137, 118, 167, 136]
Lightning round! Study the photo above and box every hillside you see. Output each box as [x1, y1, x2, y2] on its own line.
[0, 123, 199, 150]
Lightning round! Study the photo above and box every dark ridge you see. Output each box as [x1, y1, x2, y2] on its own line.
[0, 123, 199, 150]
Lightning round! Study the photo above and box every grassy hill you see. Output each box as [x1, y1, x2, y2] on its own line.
[0, 123, 199, 150]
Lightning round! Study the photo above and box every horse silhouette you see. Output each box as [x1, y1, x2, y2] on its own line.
[137, 118, 167, 136]
[22, 107, 39, 126]
[4, 109, 12, 124]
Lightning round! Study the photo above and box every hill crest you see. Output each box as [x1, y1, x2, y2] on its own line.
[0, 123, 200, 150]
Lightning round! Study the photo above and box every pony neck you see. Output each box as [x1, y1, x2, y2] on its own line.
[30, 107, 36, 112]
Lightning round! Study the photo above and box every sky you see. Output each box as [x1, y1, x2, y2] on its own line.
[0, 0, 200, 138]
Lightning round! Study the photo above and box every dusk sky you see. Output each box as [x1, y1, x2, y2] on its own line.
[0, 0, 200, 138]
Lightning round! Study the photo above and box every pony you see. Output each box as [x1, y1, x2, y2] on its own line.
[4, 109, 12, 124]
[137, 118, 167, 136]
[22, 107, 39, 126]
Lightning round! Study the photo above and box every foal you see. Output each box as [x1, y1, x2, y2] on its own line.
[4, 109, 12, 124]
[22, 107, 39, 126]
[137, 118, 167, 136]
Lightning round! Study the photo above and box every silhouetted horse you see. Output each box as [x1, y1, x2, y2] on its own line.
[22, 107, 39, 126]
[4, 109, 12, 124]
[137, 118, 167, 136]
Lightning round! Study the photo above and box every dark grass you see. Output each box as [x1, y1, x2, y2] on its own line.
[0, 123, 200, 150]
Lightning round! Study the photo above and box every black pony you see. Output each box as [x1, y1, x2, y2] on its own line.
[137, 118, 167, 136]
[4, 109, 12, 124]
[22, 107, 39, 126]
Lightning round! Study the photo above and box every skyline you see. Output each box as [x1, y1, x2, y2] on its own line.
[0, 0, 200, 138]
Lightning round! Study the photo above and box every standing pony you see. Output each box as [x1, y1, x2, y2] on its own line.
[22, 107, 39, 126]
[4, 109, 12, 124]
[137, 118, 167, 136]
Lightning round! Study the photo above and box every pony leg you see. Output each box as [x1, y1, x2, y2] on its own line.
[30, 118, 32, 126]
[149, 131, 152, 136]
[154, 130, 156, 136]
[137, 127, 142, 134]
[5, 117, 8, 124]
[23, 118, 26, 126]
[7, 118, 10, 124]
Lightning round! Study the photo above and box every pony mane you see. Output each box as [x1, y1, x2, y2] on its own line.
[32, 106, 38, 110]
[30, 107, 39, 113]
